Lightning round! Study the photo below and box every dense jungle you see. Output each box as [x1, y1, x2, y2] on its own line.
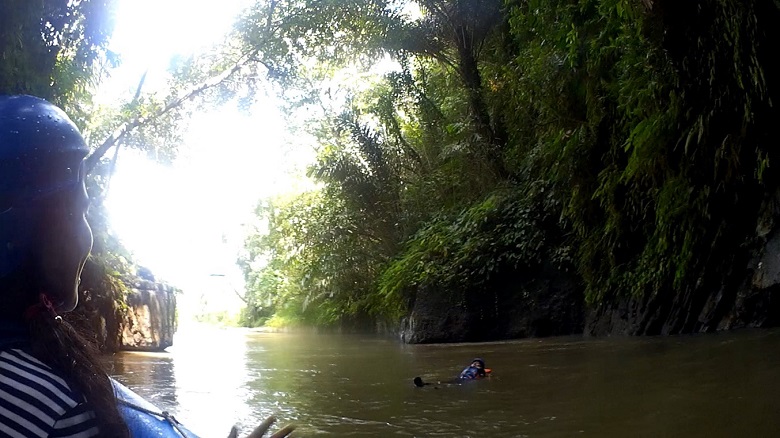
[4, 0, 780, 346]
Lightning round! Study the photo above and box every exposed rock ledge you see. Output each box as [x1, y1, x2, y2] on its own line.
[121, 279, 177, 351]
[74, 263, 178, 353]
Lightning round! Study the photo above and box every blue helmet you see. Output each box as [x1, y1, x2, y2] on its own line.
[0, 95, 89, 277]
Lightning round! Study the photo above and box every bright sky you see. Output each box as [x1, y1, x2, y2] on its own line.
[99, 0, 312, 310]
[104, 0, 253, 95]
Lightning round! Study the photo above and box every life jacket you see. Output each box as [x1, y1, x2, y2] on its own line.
[459, 365, 481, 380]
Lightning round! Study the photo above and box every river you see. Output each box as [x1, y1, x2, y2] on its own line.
[109, 324, 780, 437]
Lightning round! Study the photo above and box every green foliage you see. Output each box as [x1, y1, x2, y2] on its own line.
[239, 0, 780, 333]
[0, 0, 116, 117]
[499, 0, 778, 306]
[377, 184, 569, 318]
[195, 310, 241, 326]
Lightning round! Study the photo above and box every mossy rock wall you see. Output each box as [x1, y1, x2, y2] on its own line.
[71, 261, 178, 353]
[121, 280, 177, 351]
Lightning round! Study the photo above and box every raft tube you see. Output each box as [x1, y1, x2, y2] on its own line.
[113, 379, 201, 438]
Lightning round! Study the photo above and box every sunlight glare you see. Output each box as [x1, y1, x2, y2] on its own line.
[111, 0, 252, 63]
[103, 101, 307, 305]
[99, 0, 292, 314]
[100, 0, 254, 102]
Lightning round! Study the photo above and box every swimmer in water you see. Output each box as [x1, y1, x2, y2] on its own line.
[458, 358, 487, 380]
[414, 357, 490, 387]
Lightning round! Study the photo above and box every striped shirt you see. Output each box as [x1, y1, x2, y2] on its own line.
[0, 348, 99, 438]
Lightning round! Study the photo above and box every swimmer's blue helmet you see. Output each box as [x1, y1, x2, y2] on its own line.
[0, 95, 90, 277]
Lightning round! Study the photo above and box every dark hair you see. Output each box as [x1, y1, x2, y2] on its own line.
[29, 312, 131, 437]
[1, 271, 130, 438]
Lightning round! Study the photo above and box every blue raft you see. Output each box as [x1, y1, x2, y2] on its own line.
[113, 379, 201, 438]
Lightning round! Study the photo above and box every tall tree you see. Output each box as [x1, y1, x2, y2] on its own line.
[0, 0, 115, 113]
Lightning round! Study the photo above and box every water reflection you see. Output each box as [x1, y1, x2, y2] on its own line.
[110, 351, 177, 408]
[111, 323, 255, 437]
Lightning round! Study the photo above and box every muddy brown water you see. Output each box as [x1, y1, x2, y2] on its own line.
[110, 325, 780, 437]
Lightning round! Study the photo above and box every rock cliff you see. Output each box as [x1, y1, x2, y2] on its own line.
[400, 262, 584, 343]
[121, 278, 177, 351]
[74, 262, 178, 352]
[399, 194, 780, 342]
[586, 194, 780, 336]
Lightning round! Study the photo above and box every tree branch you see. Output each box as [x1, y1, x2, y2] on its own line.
[85, 50, 260, 173]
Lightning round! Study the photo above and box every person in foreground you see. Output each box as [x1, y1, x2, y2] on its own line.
[413, 358, 491, 387]
[0, 95, 294, 438]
